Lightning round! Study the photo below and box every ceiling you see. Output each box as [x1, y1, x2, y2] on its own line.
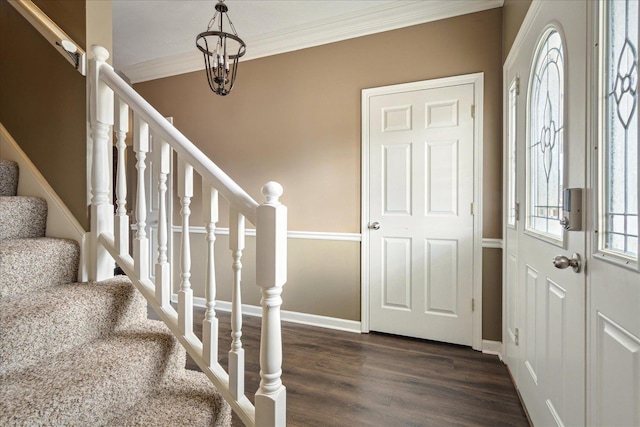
[112, 0, 503, 83]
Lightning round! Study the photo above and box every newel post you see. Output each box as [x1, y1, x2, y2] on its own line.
[88, 45, 114, 281]
[255, 181, 287, 427]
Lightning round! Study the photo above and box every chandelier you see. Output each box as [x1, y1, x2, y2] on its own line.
[196, 0, 246, 96]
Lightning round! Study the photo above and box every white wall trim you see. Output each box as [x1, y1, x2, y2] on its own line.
[171, 225, 361, 242]
[361, 73, 485, 351]
[482, 340, 503, 361]
[121, 0, 504, 84]
[482, 238, 503, 249]
[504, 0, 544, 70]
[173, 295, 362, 334]
[1, 123, 89, 281]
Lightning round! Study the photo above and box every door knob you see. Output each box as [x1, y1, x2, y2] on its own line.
[368, 222, 380, 230]
[552, 253, 581, 273]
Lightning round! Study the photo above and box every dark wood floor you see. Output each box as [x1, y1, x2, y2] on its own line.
[153, 307, 529, 426]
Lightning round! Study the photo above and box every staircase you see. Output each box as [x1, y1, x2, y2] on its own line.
[0, 159, 232, 426]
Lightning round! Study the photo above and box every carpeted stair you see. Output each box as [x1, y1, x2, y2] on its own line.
[0, 160, 231, 426]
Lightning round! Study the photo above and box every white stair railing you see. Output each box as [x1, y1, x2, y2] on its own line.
[88, 45, 287, 427]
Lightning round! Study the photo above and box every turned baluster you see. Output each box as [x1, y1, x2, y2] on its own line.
[114, 96, 129, 256]
[178, 159, 194, 337]
[155, 138, 171, 307]
[133, 113, 149, 280]
[255, 182, 287, 427]
[88, 46, 114, 281]
[229, 207, 245, 399]
[202, 183, 219, 366]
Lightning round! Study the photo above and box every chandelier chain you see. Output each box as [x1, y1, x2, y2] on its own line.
[206, 11, 219, 32]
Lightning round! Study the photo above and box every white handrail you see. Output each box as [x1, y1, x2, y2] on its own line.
[88, 45, 287, 426]
[98, 65, 259, 223]
[7, 0, 86, 75]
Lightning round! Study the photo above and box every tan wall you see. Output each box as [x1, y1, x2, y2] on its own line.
[0, 1, 113, 231]
[502, 0, 532, 63]
[137, 9, 504, 339]
[137, 9, 504, 236]
[482, 248, 503, 341]
[33, 0, 86, 47]
[173, 233, 361, 321]
[86, 1, 112, 64]
[0, 1, 89, 229]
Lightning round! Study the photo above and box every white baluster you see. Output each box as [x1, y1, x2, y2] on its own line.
[88, 46, 114, 281]
[133, 113, 149, 280]
[155, 139, 171, 308]
[178, 159, 194, 337]
[255, 182, 287, 427]
[202, 183, 219, 366]
[114, 96, 129, 256]
[229, 207, 245, 399]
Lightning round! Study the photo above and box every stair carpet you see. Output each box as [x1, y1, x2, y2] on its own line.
[0, 160, 231, 426]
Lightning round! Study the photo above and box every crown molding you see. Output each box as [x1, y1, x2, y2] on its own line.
[120, 0, 503, 84]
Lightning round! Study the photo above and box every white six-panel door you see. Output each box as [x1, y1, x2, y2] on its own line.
[364, 77, 480, 347]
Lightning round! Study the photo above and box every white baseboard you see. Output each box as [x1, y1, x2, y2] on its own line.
[171, 294, 362, 333]
[482, 339, 503, 361]
[1, 123, 88, 281]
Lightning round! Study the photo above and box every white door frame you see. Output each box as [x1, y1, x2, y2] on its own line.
[361, 73, 484, 351]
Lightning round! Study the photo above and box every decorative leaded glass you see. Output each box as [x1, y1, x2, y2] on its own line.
[602, 0, 638, 258]
[528, 30, 564, 239]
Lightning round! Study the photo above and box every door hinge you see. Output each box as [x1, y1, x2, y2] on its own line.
[470, 202, 475, 215]
[472, 298, 475, 311]
[514, 202, 520, 221]
[471, 105, 476, 118]
[515, 77, 520, 96]
[514, 328, 519, 346]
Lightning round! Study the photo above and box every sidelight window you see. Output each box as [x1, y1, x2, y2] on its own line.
[507, 78, 519, 228]
[598, 0, 639, 261]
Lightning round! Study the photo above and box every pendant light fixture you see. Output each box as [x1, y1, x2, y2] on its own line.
[196, 0, 246, 96]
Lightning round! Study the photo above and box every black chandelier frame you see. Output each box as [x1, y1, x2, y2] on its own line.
[196, 1, 246, 96]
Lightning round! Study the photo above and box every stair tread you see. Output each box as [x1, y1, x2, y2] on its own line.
[0, 320, 187, 426]
[0, 276, 147, 374]
[108, 369, 232, 427]
[0, 196, 47, 240]
[0, 160, 18, 197]
[0, 158, 231, 425]
[0, 237, 79, 298]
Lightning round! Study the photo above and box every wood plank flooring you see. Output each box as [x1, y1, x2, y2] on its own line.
[153, 307, 529, 426]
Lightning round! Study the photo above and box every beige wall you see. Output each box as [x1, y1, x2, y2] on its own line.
[33, 0, 86, 47]
[502, 0, 532, 62]
[173, 233, 362, 321]
[137, 9, 504, 338]
[0, 1, 112, 231]
[86, 1, 112, 64]
[137, 9, 504, 235]
[482, 248, 503, 341]
[0, 0, 89, 229]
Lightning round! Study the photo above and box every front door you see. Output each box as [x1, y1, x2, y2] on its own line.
[505, 2, 587, 425]
[364, 75, 480, 347]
